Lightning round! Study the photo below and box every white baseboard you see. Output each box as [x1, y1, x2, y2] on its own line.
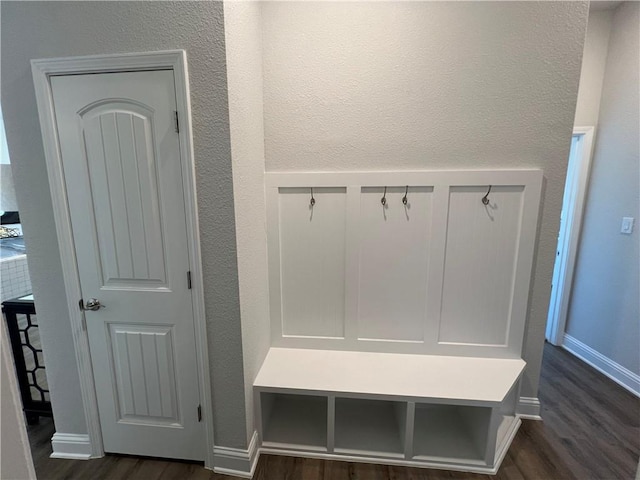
[517, 396, 542, 420]
[213, 430, 259, 478]
[50, 433, 92, 460]
[563, 334, 640, 397]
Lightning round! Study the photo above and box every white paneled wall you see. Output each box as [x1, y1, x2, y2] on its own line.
[357, 187, 432, 342]
[439, 186, 524, 346]
[267, 170, 542, 358]
[279, 187, 347, 338]
[1, 255, 32, 302]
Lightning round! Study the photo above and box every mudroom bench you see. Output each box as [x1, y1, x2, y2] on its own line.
[255, 348, 525, 474]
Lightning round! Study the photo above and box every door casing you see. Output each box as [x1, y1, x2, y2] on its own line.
[31, 51, 214, 468]
[545, 126, 596, 346]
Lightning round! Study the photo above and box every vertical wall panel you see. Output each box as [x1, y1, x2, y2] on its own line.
[357, 187, 433, 341]
[438, 186, 524, 346]
[279, 187, 347, 337]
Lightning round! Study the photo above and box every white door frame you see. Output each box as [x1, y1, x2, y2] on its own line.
[545, 126, 596, 345]
[31, 51, 215, 468]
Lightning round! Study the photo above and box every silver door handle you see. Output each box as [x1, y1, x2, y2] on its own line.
[81, 298, 104, 311]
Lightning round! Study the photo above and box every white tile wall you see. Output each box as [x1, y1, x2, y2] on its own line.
[1, 255, 32, 302]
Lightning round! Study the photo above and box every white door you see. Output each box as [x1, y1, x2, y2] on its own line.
[545, 129, 595, 345]
[546, 135, 580, 343]
[51, 70, 204, 460]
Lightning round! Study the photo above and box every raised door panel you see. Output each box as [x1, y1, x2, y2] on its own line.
[109, 324, 179, 425]
[438, 186, 524, 346]
[278, 187, 347, 338]
[357, 187, 433, 342]
[81, 103, 167, 289]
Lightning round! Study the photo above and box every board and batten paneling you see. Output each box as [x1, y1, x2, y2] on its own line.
[266, 170, 542, 358]
[439, 186, 524, 346]
[277, 187, 346, 338]
[358, 187, 433, 342]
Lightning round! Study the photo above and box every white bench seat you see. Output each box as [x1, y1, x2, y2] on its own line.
[254, 347, 525, 405]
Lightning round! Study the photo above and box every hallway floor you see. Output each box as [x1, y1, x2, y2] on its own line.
[28, 343, 639, 479]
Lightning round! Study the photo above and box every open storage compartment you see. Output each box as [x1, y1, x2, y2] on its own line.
[413, 403, 491, 463]
[335, 398, 406, 457]
[261, 392, 328, 450]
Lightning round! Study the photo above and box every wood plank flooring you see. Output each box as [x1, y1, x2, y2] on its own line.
[27, 343, 639, 479]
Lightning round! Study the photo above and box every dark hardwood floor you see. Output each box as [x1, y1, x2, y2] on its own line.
[27, 343, 639, 480]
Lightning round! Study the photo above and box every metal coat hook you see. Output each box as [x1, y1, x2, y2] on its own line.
[310, 187, 315, 207]
[481, 185, 492, 205]
[402, 186, 409, 205]
[381, 187, 387, 206]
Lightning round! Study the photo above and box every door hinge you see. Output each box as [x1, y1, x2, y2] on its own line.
[174, 110, 180, 133]
[187, 270, 192, 289]
[197, 404, 202, 422]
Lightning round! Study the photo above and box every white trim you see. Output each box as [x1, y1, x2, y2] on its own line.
[50, 433, 92, 460]
[546, 127, 595, 345]
[31, 50, 214, 466]
[563, 334, 640, 397]
[213, 431, 260, 478]
[258, 443, 508, 476]
[170, 52, 217, 471]
[516, 397, 542, 420]
[265, 169, 542, 188]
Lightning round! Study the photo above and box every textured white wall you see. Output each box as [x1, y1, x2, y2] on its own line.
[1, 1, 248, 448]
[224, 1, 271, 443]
[262, 1, 588, 399]
[566, 2, 640, 375]
[574, 10, 614, 126]
[1, 322, 36, 480]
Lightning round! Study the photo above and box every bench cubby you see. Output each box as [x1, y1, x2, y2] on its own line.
[412, 403, 492, 462]
[255, 348, 524, 474]
[334, 398, 406, 456]
[261, 392, 328, 451]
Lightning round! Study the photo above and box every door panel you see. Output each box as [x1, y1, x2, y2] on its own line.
[110, 325, 177, 422]
[51, 70, 203, 461]
[82, 105, 167, 287]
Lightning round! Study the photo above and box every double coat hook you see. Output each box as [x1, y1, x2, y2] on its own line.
[309, 187, 315, 207]
[380, 186, 409, 206]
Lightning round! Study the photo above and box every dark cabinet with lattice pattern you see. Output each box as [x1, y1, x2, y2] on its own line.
[3, 295, 52, 424]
